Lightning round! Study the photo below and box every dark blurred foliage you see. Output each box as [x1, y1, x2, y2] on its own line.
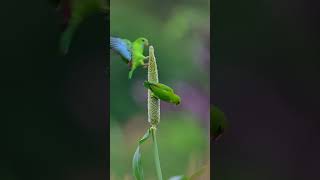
[213, 0, 320, 179]
[0, 0, 108, 180]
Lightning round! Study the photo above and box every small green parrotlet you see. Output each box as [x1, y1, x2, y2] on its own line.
[144, 81, 181, 105]
[211, 106, 227, 141]
[53, 0, 108, 54]
[110, 36, 149, 79]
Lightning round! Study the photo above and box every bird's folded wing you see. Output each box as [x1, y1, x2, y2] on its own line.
[149, 82, 174, 93]
[158, 84, 174, 93]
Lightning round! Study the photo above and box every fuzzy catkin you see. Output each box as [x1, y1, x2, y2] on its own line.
[147, 46, 160, 126]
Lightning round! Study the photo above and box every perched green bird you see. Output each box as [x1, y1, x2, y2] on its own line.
[211, 106, 227, 141]
[53, 0, 108, 54]
[143, 81, 181, 105]
[110, 36, 149, 79]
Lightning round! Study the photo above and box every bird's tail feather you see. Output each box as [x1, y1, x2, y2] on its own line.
[128, 70, 133, 79]
[60, 23, 77, 55]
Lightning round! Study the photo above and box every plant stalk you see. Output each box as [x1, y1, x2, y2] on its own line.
[151, 127, 163, 180]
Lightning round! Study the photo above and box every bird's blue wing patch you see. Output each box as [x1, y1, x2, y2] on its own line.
[110, 37, 132, 62]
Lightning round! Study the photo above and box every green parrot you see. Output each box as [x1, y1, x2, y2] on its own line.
[53, 0, 108, 54]
[211, 106, 227, 141]
[143, 81, 181, 105]
[110, 36, 149, 79]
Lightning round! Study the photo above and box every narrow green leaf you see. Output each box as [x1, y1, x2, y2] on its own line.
[132, 128, 151, 180]
[169, 165, 207, 180]
[139, 128, 151, 144]
[168, 175, 189, 180]
[133, 146, 144, 180]
[189, 166, 206, 180]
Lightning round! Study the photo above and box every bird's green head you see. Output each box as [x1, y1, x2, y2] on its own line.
[172, 94, 181, 105]
[136, 37, 149, 47]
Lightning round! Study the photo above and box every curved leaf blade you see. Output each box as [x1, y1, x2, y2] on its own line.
[132, 128, 151, 180]
[168, 175, 189, 180]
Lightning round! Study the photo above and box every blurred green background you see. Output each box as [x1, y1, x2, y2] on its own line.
[110, 0, 210, 179]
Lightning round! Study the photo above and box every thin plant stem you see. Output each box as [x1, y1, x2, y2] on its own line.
[151, 127, 163, 180]
[147, 46, 163, 180]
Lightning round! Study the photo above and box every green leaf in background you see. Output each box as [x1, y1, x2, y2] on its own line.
[132, 128, 151, 180]
[169, 165, 207, 180]
[168, 175, 189, 180]
[189, 165, 207, 180]
[211, 105, 227, 141]
[55, 0, 108, 54]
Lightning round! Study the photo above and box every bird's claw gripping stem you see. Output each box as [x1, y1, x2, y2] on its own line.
[151, 93, 159, 100]
[144, 56, 149, 61]
[143, 63, 149, 69]
[143, 56, 150, 68]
